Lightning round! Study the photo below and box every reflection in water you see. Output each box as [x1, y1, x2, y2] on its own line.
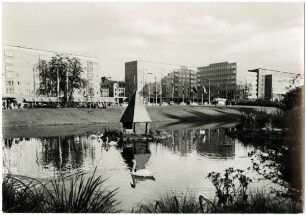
[196, 128, 235, 159]
[120, 142, 155, 188]
[3, 128, 236, 176]
[3, 135, 104, 176]
[163, 128, 235, 159]
[41, 135, 97, 172]
[3, 127, 258, 211]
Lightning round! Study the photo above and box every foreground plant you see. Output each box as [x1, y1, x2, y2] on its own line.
[135, 191, 202, 213]
[2, 169, 120, 213]
[206, 168, 252, 207]
[135, 167, 302, 213]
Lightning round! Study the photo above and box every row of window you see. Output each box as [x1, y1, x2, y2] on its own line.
[5, 87, 32, 94]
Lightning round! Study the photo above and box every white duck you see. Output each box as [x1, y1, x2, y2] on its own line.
[199, 129, 206, 135]
[107, 139, 119, 146]
[88, 132, 103, 140]
[131, 159, 155, 179]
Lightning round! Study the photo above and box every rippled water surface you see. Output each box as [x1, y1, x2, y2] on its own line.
[3, 123, 267, 211]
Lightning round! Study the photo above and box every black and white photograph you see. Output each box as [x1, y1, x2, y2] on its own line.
[2, 2, 304, 213]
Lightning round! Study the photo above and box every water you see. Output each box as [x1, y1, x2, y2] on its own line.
[3, 123, 269, 212]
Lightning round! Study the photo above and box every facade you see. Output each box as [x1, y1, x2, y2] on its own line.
[101, 77, 126, 103]
[197, 62, 246, 101]
[160, 67, 197, 103]
[248, 68, 302, 101]
[125, 60, 197, 103]
[2, 45, 102, 101]
[112, 81, 126, 103]
[245, 71, 258, 99]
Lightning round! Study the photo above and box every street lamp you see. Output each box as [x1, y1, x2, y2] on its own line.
[55, 64, 60, 108]
[66, 68, 71, 106]
[202, 79, 210, 105]
[147, 72, 157, 104]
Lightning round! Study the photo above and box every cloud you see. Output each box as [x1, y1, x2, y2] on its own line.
[131, 18, 180, 36]
[220, 26, 303, 73]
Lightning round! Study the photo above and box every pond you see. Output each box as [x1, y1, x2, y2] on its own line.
[3, 123, 275, 212]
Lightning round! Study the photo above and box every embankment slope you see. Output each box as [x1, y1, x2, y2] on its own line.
[2, 105, 277, 128]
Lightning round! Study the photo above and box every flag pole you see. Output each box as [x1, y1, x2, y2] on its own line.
[208, 81, 211, 105]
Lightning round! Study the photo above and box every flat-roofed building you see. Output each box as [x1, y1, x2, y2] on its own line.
[245, 71, 258, 99]
[125, 60, 197, 103]
[2, 45, 102, 101]
[101, 76, 126, 103]
[197, 62, 246, 101]
[248, 68, 302, 101]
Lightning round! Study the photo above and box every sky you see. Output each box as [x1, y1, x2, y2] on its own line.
[2, 2, 304, 81]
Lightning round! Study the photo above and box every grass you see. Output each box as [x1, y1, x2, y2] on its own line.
[2, 169, 120, 213]
[3, 105, 278, 128]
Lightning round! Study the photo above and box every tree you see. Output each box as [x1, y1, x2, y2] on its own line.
[282, 86, 304, 111]
[37, 54, 86, 105]
[38, 60, 55, 96]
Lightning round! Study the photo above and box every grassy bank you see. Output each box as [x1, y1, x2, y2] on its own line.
[2, 105, 278, 128]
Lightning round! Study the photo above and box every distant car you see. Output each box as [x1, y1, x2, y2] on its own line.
[169, 101, 175, 106]
[228, 100, 236, 105]
[178, 102, 187, 106]
[212, 98, 227, 105]
[161, 102, 169, 106]
[121, 102, 128, 107]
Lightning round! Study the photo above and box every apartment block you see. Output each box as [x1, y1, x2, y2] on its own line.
[2, 45, 102, 101]
[125, 60, 197, 103]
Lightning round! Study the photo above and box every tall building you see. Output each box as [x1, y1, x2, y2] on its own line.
[197, 62, 246, 101]
[247, 68, 302, 101]
[125, 60, 197, 103]
[2, 45, 102, 101]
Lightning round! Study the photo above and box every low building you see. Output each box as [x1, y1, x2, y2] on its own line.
[100, 77, 126, 104]
[248, 68, 303, 101]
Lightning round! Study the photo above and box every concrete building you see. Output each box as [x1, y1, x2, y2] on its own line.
[247, 68, 302, 101]
[197, 62, 246, 101]
[160, 67, 197, 103]
[125, 60, 197, 103]
[100, 77, 126, 103]
[2, 45, 102, 101]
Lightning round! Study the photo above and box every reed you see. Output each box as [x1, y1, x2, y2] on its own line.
[2, 169, 120, 213]
[136, 191, 201, 213]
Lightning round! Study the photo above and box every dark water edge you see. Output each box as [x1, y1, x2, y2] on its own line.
[2, 122, 237, 138]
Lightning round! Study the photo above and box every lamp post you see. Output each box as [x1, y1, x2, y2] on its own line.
[66, 68, 71, 106]
[202, 79, 210, 105]
[148, 72, 157, 105]
[160, 70, 162, 105]
[56, 67, 59, 108]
